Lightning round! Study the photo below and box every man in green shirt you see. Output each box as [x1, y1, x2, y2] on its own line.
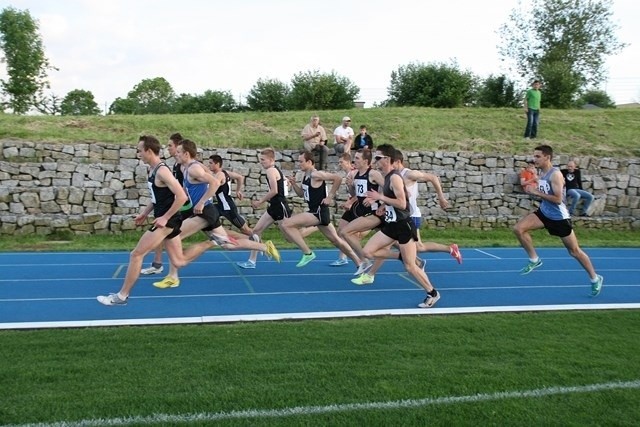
[524, 80, 542, 139]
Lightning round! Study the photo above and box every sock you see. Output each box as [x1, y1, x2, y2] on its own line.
[590, 275, 599, 283]
[428, 289, 438, 297]
[117, 292, 128, 300]
[529, 257, 540, 263]
[152, 261, 162, 268]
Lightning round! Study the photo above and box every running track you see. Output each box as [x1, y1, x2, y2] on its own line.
[1, 247, 639, 329]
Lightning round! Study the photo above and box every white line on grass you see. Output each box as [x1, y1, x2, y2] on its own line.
[5, 379, 640, 427]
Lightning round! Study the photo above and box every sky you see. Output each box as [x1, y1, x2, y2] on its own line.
[2, 0, 639, 112]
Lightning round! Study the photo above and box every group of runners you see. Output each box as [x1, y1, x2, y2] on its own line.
[97, 134, 603, 309]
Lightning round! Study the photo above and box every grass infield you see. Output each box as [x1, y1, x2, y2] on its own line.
[1, 311, 640, 425]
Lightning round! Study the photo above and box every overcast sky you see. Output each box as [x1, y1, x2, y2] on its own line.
[3, 0, 639, 112]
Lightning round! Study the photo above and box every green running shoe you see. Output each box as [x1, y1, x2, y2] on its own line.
[520, 259, 543, 275]
[591, 275, 603, 297]
[296, 252, 316, 267]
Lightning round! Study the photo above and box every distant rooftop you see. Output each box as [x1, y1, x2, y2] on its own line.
[616, 102, 639, 108]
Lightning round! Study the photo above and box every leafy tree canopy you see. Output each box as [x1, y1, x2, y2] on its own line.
[246, 78, 290, 112]
[499, 0, 626, 107]
[0, 7, 55, 114]
[289, 70, 359, 110]
[386, 61, 475, 108]
[61, 89, 101, 116]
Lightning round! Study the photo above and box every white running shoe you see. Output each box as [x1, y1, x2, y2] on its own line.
[418, 290, 440, 308]
[237, 260, 256, 269]
[141, 265, 163, 275]
[354, 259, 373, 276]
[97, 293, 128, 306]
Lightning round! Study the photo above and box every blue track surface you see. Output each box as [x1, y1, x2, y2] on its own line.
[1, 247, 639, 329]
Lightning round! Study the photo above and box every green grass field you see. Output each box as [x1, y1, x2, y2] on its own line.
[1, 106, 639, 157]
[1, 107, 639, 425]
[1, 311, 640, 425]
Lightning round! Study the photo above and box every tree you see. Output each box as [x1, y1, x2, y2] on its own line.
[498, 0, 626, 107]
[575, 89, 616, 108]
[246, 78, 290, 112]
[35, 93, 62, 115]
[174, 90, 237, 113]
[476, 74, 520, 108]
[173, 93, 200, 114]
[109, 77, 175, 114]
[386, 62, 475, 108]
[537, 61, 582, 108]
[0, 7, 56, 114]
[108, 97, 137, 115]
[60, 89, 101, 116]
[196, 90, 237, 113]
[289, 70, 359, 110]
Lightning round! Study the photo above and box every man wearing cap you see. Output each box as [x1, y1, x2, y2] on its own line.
[334, 116, 355, 156]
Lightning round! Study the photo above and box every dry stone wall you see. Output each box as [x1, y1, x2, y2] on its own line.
[1, 139, 638, 236]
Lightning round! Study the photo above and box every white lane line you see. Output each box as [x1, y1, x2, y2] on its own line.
[474, 249, 502, 259]
[2, 303, 640, 330]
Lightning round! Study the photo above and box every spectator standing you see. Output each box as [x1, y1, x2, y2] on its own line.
[561, 160, 594, 216]
[519, 160, 539, 193]
[353, 125, 373, 150]
[524, 80, 542, 139]
[301, 115, 328, 170]
[333, 116, 354, 155]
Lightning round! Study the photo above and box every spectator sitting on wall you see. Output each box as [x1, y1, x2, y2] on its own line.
[520, 159, 539, 193]
[353, 125, 373, 150]
[561, 160, 594, 217]
[333, 116, 354, 155]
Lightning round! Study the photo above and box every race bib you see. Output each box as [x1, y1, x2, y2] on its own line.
[538, 179, 550, 194]
[147, 181, 156, 204]
[384, 204, 397, 222]
[354, 178, 368, 197]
